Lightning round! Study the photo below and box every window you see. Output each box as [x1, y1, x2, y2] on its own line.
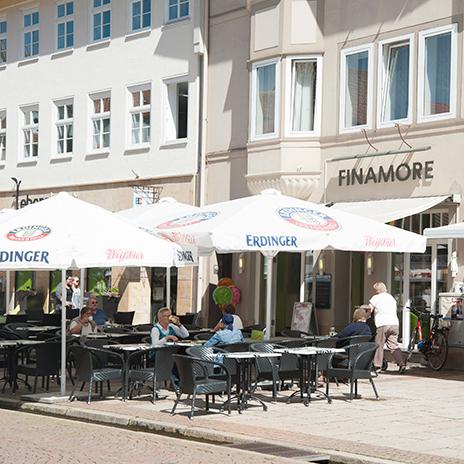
[378, 35, 413, 125]
[167, 0, 189, 22]
[129, 86, 151, 146]
[55, 101, 73, 155]
[286, 56, 321, 136]
[418, 25, 457, 122]
[0, 19, 7, 64]
[92, 0, 111, 42]
[21, 106, 39, 159]
[0, 111, 6, 161]
[164, 80, 188, 141]
[251, 60, 279, 139]
[90, 94, 111, 150]
[57, 2, 74, 50]
[340, 45, 372, 131]
[131, 0, 151, 31]
[23, 10, 39, 58]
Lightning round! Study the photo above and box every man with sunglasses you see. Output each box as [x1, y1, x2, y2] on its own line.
[87, 295, 109, 327]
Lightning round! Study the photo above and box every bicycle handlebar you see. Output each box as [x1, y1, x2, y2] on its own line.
[404, 306, 443, 319]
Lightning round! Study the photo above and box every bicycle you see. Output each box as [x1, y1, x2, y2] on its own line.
[407, 306, 449, 371]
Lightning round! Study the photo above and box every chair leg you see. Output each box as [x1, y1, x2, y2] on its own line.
[369, 377, 379, 399]
[107, 380, 111, 391]
[33, 376, 38, 394]
[205, 394, 209, 411]
[80, 382, 85, 392]
[99, 381, 103, 397]
[349, 378, 354, 402]
[355, 379, 358, 397]
[152, 376, 156, 404]
[190, 392, 196, 419]
[326, 376, 330, 400]
[171, 391, 181, 415]
[68, 384, 76, 402]
[87, 379, 93, 404]
[46, 376, 50, 392]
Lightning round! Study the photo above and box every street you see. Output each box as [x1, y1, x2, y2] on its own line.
[0, 409, 296, 464]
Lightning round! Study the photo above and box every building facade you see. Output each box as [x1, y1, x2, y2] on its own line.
[0, 0, 206, 322]
[203, 0, 464, 342]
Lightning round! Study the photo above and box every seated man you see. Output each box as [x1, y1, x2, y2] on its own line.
[205, 314, 244, 347]
[151, 307, 189, 345]
[69, 307, 98, 335]
[87, 295, 108, 326]
[336, 307, 373, 347]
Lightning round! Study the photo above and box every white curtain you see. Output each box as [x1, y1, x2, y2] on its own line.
[292, 61, 316, 132]
[256, 64, 276, 135]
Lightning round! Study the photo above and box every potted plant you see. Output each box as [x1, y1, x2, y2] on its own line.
[93, 282, 121, 319]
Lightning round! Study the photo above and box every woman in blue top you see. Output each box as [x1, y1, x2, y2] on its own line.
[151, 307, 189, 345]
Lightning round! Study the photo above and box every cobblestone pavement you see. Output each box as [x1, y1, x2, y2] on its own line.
[0, 409, 300, 464]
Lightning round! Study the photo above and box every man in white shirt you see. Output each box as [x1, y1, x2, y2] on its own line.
[151, 307, 189, 345]
[369, 282, 406, 374]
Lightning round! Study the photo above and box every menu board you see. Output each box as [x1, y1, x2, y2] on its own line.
[291, 302, 318, 335]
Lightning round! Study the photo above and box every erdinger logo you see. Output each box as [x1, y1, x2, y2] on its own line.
[277, 208, 340, 232]
[158, 212, 218, 229]
[6, 225, 51, 242]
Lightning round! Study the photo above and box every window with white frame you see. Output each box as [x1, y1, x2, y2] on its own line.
[92, 0, 111, 42]
[131, 0, 151, 31]
[167, 0, 189, 22]
[418, 25, 457, 121]
[23, 10, 39, 58]
[287, 57, 321, 135]
[340, 46, 371, 131]
[57, 2, 74, 50]
[0, 19, 7, 64]
[21, 106, 39, 159]
[55, 101, 73, 155]
[164, 80, 188, 141]
[129, 86, 151, 146]
[378, 36, 412, 125]
[90, 94, 111, 150]
[0, 111, 6, 161]
[252, 60, 279, 138]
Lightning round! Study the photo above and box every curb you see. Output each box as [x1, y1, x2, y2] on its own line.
[0, 397, 406, 464]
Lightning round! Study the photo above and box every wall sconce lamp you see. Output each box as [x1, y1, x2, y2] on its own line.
[318, 255, 325, 275]
[238, 253, 245, 274]
[366, 253, 374, 276]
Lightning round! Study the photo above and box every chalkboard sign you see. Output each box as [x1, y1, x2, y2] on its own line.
[291, 302, 313, 333]
[306, 274, 332, 309]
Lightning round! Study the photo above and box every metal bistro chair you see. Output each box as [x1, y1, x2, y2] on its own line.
[127, 345, 180, 403]
[193, 332, 214, 341]
[171, 354, 231, 419]
[68, 345, 124, 404]
[326, 342, 379, 402]
[113, 312, 135, 325]
[281, 329, 311, 338]
[133, 324, 153, 332]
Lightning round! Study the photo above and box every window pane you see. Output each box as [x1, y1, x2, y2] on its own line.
[169, 5, 177, 20]
[58, 106, 64, 120]
[94, 99, 101, 114]
[132, 128, 140, 145]
[177, 82, 188, 139]
[382, 43, 409, 121]
[66, 2, 74, 15]
[103, 132, 110, 147]
[255, 64, 276, 136]
[131, 113, 140, 129]
[180, 1, 189, 17]
[344, 51, 368, 127]
[58, 139, 64, 154]
[292, 60, 316, 132]
[142, 89, 151, 105]
[424, 32, 451, 116]
[58, 4, 65, 17]
[103, 97, 111, 112]
[132, 91, 140, 107]
[66, 104, 73, 118]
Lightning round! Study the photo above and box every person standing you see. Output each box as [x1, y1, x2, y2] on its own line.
[71, 277, 81, 309]
[55, 275, 74, 311]
[369, 282, 406, 374]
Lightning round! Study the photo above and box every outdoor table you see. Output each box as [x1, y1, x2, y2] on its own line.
[0, 339, 43, 391]
[223, 351, 282, 413]
[274, 347, 345, 406]
[71, 333, 128, 339]
[16, 326, 60, 333]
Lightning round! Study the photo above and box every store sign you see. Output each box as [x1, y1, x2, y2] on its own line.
[338, 161, 434, 187]
[20, 194, 48, 208]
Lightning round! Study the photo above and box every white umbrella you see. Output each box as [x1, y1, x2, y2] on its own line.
[424, 222, 464, 239]
[0, 192, 187, 395]
[156, 190, 427, 338]
[118, 197, 199, 307]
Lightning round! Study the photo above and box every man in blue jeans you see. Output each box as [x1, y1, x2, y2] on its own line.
[205, 314, 243, 347]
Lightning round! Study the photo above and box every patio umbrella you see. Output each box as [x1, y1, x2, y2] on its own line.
[0, 192, 188, 395]
[423, 222, 464, 239]
[155, 190, 427, 338]
[118, 197, 199, 309]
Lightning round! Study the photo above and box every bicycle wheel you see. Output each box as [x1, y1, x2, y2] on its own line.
[427, 331, 448, 371]
[407, 329, 418, 354]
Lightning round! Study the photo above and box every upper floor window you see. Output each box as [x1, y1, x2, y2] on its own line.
[93, 0, 111, 42]
[23, 10, 40, 58]
[0, 111, 6, 161]
[90, 94, 111, 150]
[0, 19, 7, 64]
[164, 79, 188, 141]
[378, 35, 413, 126]
[55, 101, 73, 155]
[251, 59, 279, 139]
[129, 86, 151, 146]
[57, 2, 74, 50]
[418, 24, 457, 122]
[21, 106, 39, 159]
[340, 45, 372, 132]
[131, 0, 151, 31]
[286, 56, 322, 136]
[168, 0, 189, 22]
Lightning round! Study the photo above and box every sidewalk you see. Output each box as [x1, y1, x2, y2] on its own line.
[1, 363, 463, 464]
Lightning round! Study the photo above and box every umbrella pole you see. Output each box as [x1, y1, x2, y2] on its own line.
[60, 269, 67, 396]
[264, 254, 274, 341]
[166, 267, 171, 309]
[5, 270, 10, 315]
[80, 268, 85, 308]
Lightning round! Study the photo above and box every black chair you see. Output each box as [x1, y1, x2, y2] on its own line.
[178, 314, 195, 326]
[172, 354, 231, 419]
[281, 329, 311, 338]
[68, 345, 124, 404]
[335, 334, 372, 348]
[113, 312, 135, 325]
[279, 338, 307, 348]
[142, 336, 151, 344]
[5, 322, 35, 337]
[103, 327, 133, 334]
[127, 345, 180, 403]
[133, 324, 153, 332]
[194, 332, 214, 341]
[16, 342, 61, 393]
[42, 313, 62, 326]
[219, 342, 249, 353]
[66, 307, 80, 320]
[5, 314, 28, 324]
[0, 329, 22, 340]
[326, 342, 379, 402]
